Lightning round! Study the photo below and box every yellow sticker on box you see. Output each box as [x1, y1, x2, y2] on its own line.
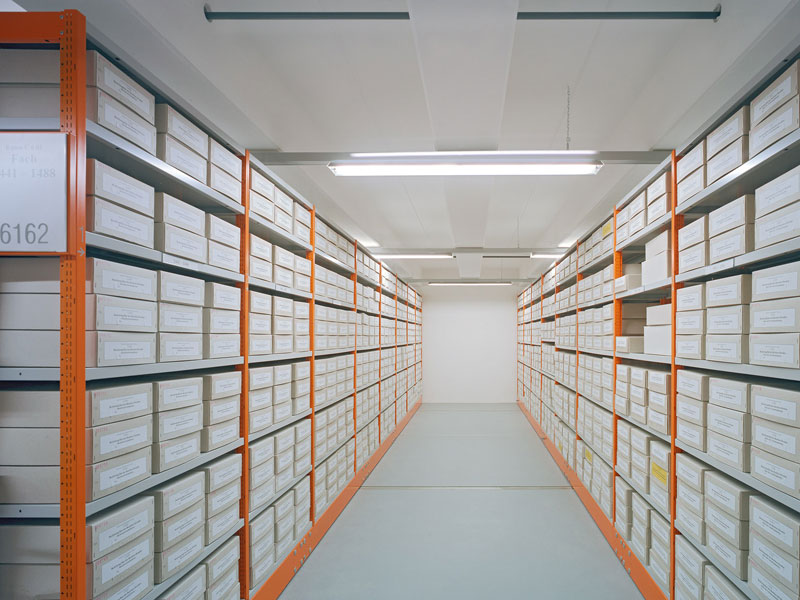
[651, 462, 668, 486]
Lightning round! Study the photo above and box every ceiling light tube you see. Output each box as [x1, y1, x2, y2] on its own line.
[428, 282, 513, 287]
[372, 253, 454, 260]
[328, 151, 603, 177]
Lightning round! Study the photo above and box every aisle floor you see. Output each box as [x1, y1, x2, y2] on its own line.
[280, 403, 642, 599]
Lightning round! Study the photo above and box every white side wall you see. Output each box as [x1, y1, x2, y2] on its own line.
[421, 286, 517, 404]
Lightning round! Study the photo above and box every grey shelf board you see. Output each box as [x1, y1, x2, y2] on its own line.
[249, 409, 312, 444]
[249, 213, 312, 253]
[87, 232, 162, 263]
[0, 367, 60, 382]
[578, 348, 614, 357]
[579, 249, 615, 276]
[316, 389, 355, 411]
[616, 157, 673, 210]
[676, 238, 800, 283]
[161, 253, 244, 283]
[614, 467, 671, 522]
[677, 128, 800, 215]
[680, 536, 756, 600]
[86, 120, 243, 215]
[249, 277, 312, 300]
[356, 307, 382, 317]
[86, 234, 244, 283]
[677, 440, 800, 513]
[578, 297, 614, 310]
[0, 117, 60, 130]
[315, 251, 355, 276]
[555, 306, 578, 317]
[355, 272, 381, 289]
[675, 358, 800, 382]
[616, 352, 672, 365]
[248, 466, 313, 522]
[617, 212, 672, 253]
[615, 413, 670, 444]
[616, 278, 672, 300]
[142, 519, 244, 600]
[86, 357, 244, 381]
[249, 351, 312, 365]
[357, 379, 380, 393]
[314, 433, 355, 467]
[556, 271, 578, 288]
[315, 347, 356, 357]
[356, 344, 381, 352]
[0, 503, 60, 519]
[86, 439, 243, 517]
[315, 297, 356, 310]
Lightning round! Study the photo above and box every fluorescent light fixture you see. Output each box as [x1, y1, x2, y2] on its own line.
[373, 253, 453, 260]
[428, 282, 513, 287]
[531, 253, 564, 259]
[328, 151, 603, 177]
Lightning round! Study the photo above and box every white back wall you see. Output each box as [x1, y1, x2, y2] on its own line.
[422, 286, 517, 404]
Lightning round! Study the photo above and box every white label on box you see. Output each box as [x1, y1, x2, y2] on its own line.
[100, 424, 149, 455]
[755, 393, 797, 421]
[210, 571, 237, 600]
[708, 284, 737, 303]
[677, 314, 702, 330]
[163, 308, 200, 329]
[753, 506, 794, 547]
[214, 287, 239, 308]
[753, 342, 795, 365]
[754, 102, 797, 152]
[104, 102, 152, 148]
[677, 339, 700, 355]
[710, 412, 739, 436]
[167, 230, 204, 257]
[211, 422, 237, 444]
[755, 423, 796, 454]
[757, 272, 799, 297]
[98, 509, 150, 553]
[167, 506, 203, 541]
[100, 205, 151, 242]
[709, 340, 738, 360]
[102, 269, 153, 296]
[678, 377, 700, 396]
[678, 422, 701, 444]
[167, 534, 202, 572]
[163, 412, 199, 434]
[102, 305, 153, 328]
[212, 400, 238, 421]
[212, 312, 238, 331]
[252, 411, 272, 430]
[707, 532, 737, 569]
[103, 340, 152, 361]
[168, 481, 203, 513]
[212, 508, 237, 538]
[751, 565, 794, 600]
[167, 142, 204, 180]
[709, 435, 738, 462]
[708, 314, 739, 331]
[755, 454, 796, 489]
[165, 340, 201, 357]
[162, 385, 199, 407]
[211, 485, 238, 513]
[99, 392, 149, 419]
[707, 504, 736, 538]
[753, 536, 794, 583]
[212, 337, 238, 355]
[211, 545, 239, 580]
[164, 437, 198, 465]
[755, 77, 793, 122]
[164, 280, 202, 304]
[101, 537, 150, 584]
[758, 207, 800, 244]
[678, 402, 702, 421]
[103, 66, 150, 116]
[214, 377, 239, 395]
[755, 308, 796, 328]
[105, 569, 149, 600]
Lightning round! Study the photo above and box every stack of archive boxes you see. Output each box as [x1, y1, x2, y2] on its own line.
[613, 302, 647, 355]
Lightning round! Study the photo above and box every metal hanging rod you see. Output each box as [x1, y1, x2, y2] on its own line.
[204, 6, 410, 21]
[517, 7, 721, 21]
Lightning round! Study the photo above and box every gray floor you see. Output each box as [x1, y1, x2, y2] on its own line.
[280, 403, 642, 600]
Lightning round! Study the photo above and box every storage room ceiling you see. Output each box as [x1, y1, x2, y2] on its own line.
[17, 0, 800, 284]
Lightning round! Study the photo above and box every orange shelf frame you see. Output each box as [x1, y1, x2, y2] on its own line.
[1, 15, 424, 600]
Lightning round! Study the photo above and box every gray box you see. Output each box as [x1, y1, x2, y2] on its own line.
[86, 496, 154, 561]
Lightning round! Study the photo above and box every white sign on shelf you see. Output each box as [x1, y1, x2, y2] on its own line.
[0, 132, 68, 252]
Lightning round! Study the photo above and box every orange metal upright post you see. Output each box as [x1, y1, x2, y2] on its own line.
[236, 151, 252, 598]
[669, 150, 683, 600]
[308, 208, 317, 522]
[612, 207, 622, 527]
[394, 293, 398, 426]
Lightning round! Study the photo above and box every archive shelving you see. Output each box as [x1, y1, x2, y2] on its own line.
[517, 42, 800, 600]
[0, 10, 423, 600]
